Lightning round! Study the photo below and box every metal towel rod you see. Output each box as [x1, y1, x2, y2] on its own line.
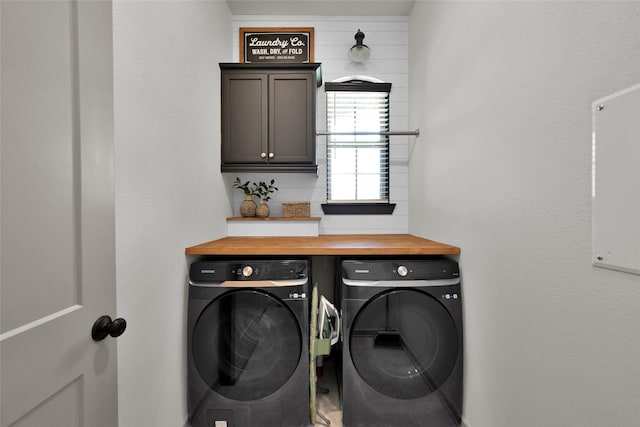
[316, 129, 420, 137]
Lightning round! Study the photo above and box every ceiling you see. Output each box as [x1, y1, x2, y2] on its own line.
[225, 0, 416, 16]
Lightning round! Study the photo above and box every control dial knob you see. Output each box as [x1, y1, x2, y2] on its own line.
[242, 265, 254, 277]
[397, 265, 408, 277]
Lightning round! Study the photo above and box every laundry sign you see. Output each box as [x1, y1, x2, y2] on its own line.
[240, 27, 314, 63]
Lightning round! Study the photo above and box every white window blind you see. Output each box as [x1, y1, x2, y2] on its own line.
[325, 80, 391, 203]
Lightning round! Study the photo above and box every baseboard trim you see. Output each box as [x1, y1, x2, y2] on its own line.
[184, 407, 468, 426]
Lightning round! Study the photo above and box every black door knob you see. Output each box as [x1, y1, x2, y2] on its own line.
[92, 315, 127, 341]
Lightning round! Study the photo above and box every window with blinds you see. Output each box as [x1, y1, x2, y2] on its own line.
[325, 79, 391, 204]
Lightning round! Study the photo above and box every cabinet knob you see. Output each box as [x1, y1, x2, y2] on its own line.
[269, 152, 274, 158]
[261, 152, 267, 158]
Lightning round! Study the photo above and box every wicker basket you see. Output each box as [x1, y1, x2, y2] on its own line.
[281, 201, 310, 218]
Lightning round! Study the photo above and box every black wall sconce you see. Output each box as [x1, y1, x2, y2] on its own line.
[348, 29, 370, 62]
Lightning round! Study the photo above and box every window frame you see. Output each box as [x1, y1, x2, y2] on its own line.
[321, 79, 396, 215]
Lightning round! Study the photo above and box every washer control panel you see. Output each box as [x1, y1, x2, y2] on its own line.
[190, 259, 307, 284]
[232, 262, 306, 280]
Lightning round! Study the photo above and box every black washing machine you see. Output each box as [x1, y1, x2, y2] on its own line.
[340, 258, 463, 426]
[187, 258, 310, 427]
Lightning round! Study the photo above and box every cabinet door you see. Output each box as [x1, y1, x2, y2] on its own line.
[269, 72, 316, 164]
[222, 72, 268, 164]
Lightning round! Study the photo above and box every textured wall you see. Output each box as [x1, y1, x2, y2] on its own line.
[408, 2, 640, 426]
[230, 16, 410, 234]
[113, 2, 232, 426]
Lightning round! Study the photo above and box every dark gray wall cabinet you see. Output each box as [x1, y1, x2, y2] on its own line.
[220, 63, 321, 173]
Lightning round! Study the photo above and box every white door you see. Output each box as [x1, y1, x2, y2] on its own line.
[1, 1, 118, 426]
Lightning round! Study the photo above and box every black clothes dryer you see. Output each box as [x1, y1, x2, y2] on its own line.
[340, 258, 463, 427]
[187, 258, 310, 427]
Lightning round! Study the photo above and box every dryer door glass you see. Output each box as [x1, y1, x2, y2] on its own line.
[349, 289, 458, 399]
[192, 289, 302, 401]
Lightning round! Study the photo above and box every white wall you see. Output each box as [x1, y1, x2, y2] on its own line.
[230, 16, 410, 234]
[113, 2, 231, 426]
[408, 2, 640, 427]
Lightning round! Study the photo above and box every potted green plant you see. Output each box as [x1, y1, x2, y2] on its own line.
[233, 177, 258, 217]
[255, 179, 278, 217]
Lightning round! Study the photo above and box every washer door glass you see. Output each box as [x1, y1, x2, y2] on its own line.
[192, 289, 302, 401]
[349, 289, 459, 399]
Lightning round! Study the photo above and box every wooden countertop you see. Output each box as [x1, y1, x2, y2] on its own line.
[185, 234, 460, 256]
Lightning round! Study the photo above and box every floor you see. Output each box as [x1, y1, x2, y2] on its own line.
[314, 356, 342, 427]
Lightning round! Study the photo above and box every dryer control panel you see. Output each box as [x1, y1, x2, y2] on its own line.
[342, 259, 459, 281]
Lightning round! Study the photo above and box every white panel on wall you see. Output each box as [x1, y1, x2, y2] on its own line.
[592, 82, 640, 275]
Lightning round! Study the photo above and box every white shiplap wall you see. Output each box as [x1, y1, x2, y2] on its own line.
[228, 16, 409, 234]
